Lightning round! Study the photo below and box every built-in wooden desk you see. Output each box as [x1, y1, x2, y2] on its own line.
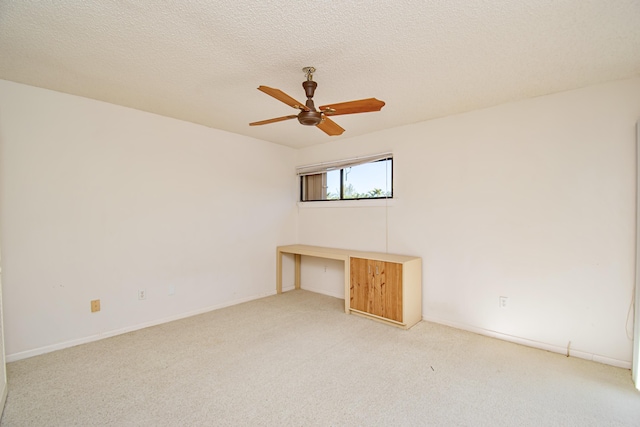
[276, 244, 422, 329]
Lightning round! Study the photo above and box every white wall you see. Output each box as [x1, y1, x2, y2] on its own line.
[2, 76, 639, 368]
[0, 80, 298, 360]
[295, 77, 640, 367]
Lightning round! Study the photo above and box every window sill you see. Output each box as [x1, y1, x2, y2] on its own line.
[297, 198, 396, 209]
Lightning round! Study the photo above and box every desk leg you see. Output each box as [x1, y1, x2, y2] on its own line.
[294, 254, 301, 290]
[276, 249, 282, 294]
[344, 258, 350, 313]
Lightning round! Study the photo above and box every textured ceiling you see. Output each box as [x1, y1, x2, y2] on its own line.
[1, 1, 639, 148]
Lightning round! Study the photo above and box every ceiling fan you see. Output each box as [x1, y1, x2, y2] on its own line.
[249, 67, 385, 136]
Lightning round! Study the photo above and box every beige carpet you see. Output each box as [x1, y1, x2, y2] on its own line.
[2, 290, 640, 426]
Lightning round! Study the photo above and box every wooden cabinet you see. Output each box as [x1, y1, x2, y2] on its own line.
[349, 255, 421, 329]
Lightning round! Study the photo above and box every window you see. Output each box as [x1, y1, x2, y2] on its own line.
[298, 153, 393, 202]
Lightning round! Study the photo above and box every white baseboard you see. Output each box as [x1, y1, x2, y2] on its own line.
[299, 285, 344, 300]
[280, 285, 343, 300]
[423, 315, 631, 370]
[6, 291, 277, 363]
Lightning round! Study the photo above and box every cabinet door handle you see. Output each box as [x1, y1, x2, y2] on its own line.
[376, 266, 379, 275]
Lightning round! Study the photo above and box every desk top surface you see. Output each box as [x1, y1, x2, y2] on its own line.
[277, 244, 421, 263]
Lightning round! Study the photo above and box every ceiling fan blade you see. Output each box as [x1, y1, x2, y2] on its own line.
[317, 116, 345, 136]
[258, 86, 309, 111]
[319, 98, 385, 116]
[249, 115, 298, 126]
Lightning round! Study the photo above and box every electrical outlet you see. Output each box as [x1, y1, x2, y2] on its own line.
[91, 299, 100, 313]
[168, 285, 175, 296]
[138, 289, 146, 300]
[499, 296, 508, 308]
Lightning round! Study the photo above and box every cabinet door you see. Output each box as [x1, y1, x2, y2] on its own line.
[350, 258, 403, 323]
[378, 261, 403, 322]
[350, 257, 373, 313]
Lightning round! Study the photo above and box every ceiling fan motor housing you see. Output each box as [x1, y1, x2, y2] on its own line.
[298, 110, 322, 126]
